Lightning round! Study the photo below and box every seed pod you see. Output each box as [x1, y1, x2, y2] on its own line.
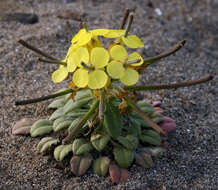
[135, 151, 153, 168]
[12, 118, 35, 135]
[70, 154, 93, 176]
[113, 147, 134, 168]
[93, 156, 110, 176]
[120, 168, 130, 182]
[140, 130, 162, 146]
[91, 134, 110, 152]
[109, 164, 120, 183]
[37, 137, 59, 153]
[54, 144, 72, 161]
[30, 120, 53, 137]
[117, 135, 138, 151]
[72, 138, 93, 155]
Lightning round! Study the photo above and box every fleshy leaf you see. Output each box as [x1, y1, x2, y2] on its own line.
[113, 147, 134, 168]
[104, 99, 123, 139]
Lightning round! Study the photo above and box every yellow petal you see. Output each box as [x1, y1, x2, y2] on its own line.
[120, 68, 139, 86]
[127, 52, 143, 66]
[52, 66, 68, 83]
[107, 60, 125, 79]
[121, 35, 144, 48]
[88, 37, 103, 48]
[110, 45, 128, 62]
[76, 31, 92, 46]
[103, 29, 125, 38]
[74, 47, 89, 67]
[91, 29, 110, 36]
[66, 44, 78, 58]
[88, 70, 108, 89]
[73, 68, 89, 88]
[91, 47, 109, 69]
[67, 54, 77, 72]
[71, 29, 86, 44]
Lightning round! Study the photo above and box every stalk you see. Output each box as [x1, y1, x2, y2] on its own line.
[125, 97, 166, 135]
[62, 99, 99, 144]
[142, 40, 186, 66]
[15, 88, 74, 106]
[18, 39, 59, 61]
[125, 75, 214, 91]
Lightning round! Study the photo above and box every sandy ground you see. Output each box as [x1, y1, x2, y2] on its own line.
[0, 0, 217, 189]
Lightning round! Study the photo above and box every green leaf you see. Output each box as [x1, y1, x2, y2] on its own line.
[113, 147, 134, 168]
[74, 89, 92, 101]
[117, 135, 138, 150]
[64, 97, 93, 114]
[49, 107, 64, 121]
[140, 130, 162, 146]
[72, 138, 93, 155]
[48, 98, 65, 109]
[104, 99, 123, 139]
[70, 154, 93, 176]
[127, 118, 142, 137]
[91, 134, 110, 152]
[30, 120, 53, 137]
[93, 156, 110, 176]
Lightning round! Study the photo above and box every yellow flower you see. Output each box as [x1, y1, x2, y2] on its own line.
[72, 47, 110, 89]
[107, 30, 144, 49]
[51, 59, 68, 83]
[71, 29, 125, 48]
[107, 45, 143, 86]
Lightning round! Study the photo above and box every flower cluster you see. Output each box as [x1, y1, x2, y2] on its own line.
[52, 28, 144, 89]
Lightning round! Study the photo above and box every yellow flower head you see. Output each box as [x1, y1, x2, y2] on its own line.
[107, 45, 143, 86]
[71, 29, 125, 48]
[72, 47, 110, 89]
[51, 59, 68, 83]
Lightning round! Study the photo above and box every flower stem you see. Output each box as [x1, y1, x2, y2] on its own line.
[142, 40, 186, 66]
[120, 8, 130, 29]
[125, 75, 214, 91]
[62, 99, 99, 144]
[18, 39, 59, 61]
[15, 88, 74, 106]
[125, 97, 166, 135]
[99, 91, 105, 120]
[124, 13, 134, 37]
[126, 58, 141, 65]
[38, 58, 67, 66]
